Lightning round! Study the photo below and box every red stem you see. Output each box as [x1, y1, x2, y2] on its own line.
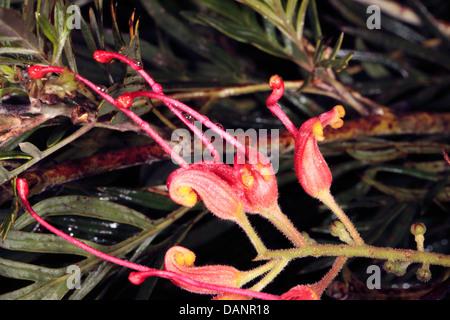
[15, 178, 280, 300]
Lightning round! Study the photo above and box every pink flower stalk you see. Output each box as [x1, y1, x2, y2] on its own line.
[15, 178, 280, 300]
[122, 90, 251, 159]
[93, 50, 162, 94]
[118, 91, 220, 162]
[94, 51, 222, 162]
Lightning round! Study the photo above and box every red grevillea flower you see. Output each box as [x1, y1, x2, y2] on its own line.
[295, 105, 345, 198]
[162, 246, 243, 295]
[280, 285, 319, 300]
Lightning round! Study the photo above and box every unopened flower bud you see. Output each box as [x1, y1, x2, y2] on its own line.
[416, 266, 431, 282]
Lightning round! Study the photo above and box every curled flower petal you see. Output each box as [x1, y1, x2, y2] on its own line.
[164, 246, 242, 294]
[280, 285, 319, 300]
[167, 164, 244, 221]
[294, 106, 345, 198]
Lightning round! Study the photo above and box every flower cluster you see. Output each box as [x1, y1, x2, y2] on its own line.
[18, 50, 355, 299]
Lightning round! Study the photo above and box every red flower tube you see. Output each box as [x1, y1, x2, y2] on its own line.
[294, 105, 345, 198]
[266, 75, 298, 138]
[234, 150, 307, 247]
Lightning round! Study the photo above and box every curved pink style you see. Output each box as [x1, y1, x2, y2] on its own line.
[266, 75, 297, 137]
[163, 246, 243, 294]
[233, 151, 278, 213]
[280, 285, 319, 300]
[167, 164, 244, 221]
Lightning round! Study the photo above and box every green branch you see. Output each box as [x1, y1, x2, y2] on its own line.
[256, 244, 450, 267]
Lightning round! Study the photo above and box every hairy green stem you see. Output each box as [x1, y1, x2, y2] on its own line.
[239, 259, 280, 287]
[256, 244, 450, 267]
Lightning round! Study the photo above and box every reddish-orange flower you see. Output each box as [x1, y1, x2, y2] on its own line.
[167, 163, 245, 221]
